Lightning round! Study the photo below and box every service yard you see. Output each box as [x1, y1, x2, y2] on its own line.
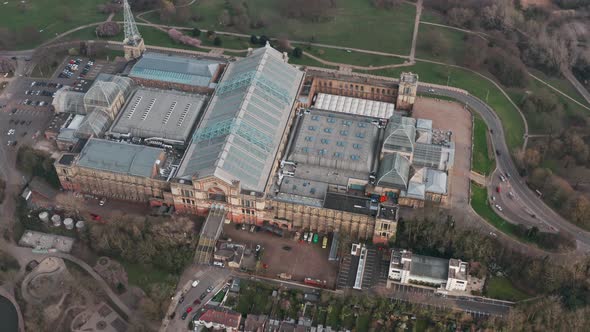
[412, 97, 473, 210]
[223, 224, 339, 288]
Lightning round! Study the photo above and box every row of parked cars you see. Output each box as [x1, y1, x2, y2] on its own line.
[59, 58, 94, 79]
[21, 99, 48, 106]
[25, 90, 56, 97]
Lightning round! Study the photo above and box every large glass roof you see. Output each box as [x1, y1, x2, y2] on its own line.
[178, 44, 304, 192]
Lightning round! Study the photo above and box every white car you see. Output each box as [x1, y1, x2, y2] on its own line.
[191, 280, 200, 288]
[495, 204, 503, 212]
[99, 198, 106, 206]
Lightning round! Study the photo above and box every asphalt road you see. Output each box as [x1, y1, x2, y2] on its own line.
[419, 86, 590, 250]
[165, 267, 231, 332]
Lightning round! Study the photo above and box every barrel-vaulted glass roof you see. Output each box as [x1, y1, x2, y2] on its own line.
[178, 44, 304, 192]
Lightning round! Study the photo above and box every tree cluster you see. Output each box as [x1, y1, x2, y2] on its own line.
[168, 28, 202, 48]
[96, 21, 121, 38]
[15, 146, 60, 188]
[485, 47, 529, 87]
[395, 216, 582, 295]
[86, 215, 198, 274]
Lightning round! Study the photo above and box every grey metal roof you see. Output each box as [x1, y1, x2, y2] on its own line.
[77, 138, 164, 177]
[425, 168, 447, 194]
[110, 88, 207, 143]
[178, 44, 304, 192]
[376, 153, 411, 190]
[289, 110, 378, 174]
[130, 52, 220, 87]
[409, 254, 449, 282]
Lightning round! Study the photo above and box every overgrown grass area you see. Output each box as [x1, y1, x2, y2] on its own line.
[472, 114, 495, 175]
[120, 260, 178, 292]
[144, 0, 417, 54]
[415, 24, 468, 65]
[485, 276, 530, 302]
[372, 61, 525, 151]
[294, 44, 407, 67]
[1, 0, 107, 49]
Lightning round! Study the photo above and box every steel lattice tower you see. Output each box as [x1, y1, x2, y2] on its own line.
[122, 0, 145, 59]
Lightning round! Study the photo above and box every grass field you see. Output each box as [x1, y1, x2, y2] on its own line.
[144, 0, 417, 54]
[121, 260, 177, 292]
[472, 114, 495, 175]
[485, 276, 530, 301]
[372, 61, 525, 151]
[416, 24, 468, 65]
[295, 44, 407, 67]
[1, 0, 107, 49]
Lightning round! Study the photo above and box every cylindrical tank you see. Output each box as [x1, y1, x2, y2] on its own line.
[63, 218, 74, 230]
[76, 220, 85, 230]
[38, 212, 49, 223]
[51, 214, 61, 227]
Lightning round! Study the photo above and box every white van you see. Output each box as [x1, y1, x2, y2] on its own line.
[213, 261, 225, 268]
[191, 280, 200, 287]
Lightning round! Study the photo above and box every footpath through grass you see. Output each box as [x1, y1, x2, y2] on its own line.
[294, 45, 407, 67]
[472, 114, 495, 175]
[485, 276, 530, 302]
[372, 61, 525, 151]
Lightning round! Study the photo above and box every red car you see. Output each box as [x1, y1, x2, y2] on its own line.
[193, 299, 201, 305]
[186, 307, 193, 313]
[496, 186, 501, 193]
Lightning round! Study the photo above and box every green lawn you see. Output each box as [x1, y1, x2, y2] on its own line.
[372, 61, 525, 151]
[120, 260, 178, 292]
[472, 114, 495, 175]
[416, 24, 468, 65]
[295, 44, 407, 67]
[288, 54, 339, 69]
[420, 8, 446, 24]
[144, 0, 417, 54]
[485, 276, 530, 301]
[0, 0, 108, 49]
[200, 35, 251, 50]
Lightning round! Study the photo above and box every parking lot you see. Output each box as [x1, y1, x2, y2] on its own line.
[223, 224, 339, 288]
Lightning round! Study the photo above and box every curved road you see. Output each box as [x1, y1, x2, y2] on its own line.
[419, 86, 590, 251]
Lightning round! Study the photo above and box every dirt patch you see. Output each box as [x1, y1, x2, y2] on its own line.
[413, 97, 472, 210]
[223, 225, 338, 288]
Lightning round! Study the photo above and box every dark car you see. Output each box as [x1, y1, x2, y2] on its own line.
[181, 312, 188, 320]
[199, 292, 207, 300]
[178, 296, 185, 303]
[193, 299, 201, 305]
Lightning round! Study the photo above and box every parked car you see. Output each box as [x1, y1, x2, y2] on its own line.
[206, 286, 213, 293]
[181, 312, 188, 320]
[99, 198, 106, 206]
[178, 296, 185, 303]
[186, 307, 193, 313]
[191, 280, 200, 288]
[322, 236, 328, 249]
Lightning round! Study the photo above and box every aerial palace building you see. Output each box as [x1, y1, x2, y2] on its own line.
[54, 42, 453, 243]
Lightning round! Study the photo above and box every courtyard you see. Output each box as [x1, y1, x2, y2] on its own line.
[223, 224, 339, 288]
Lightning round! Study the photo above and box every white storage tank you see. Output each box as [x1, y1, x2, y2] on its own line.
[63, 218, 74, 230]
[76, 220, 85, 230]
[38, 212, 49, 223]
[51, 214, 62, 227]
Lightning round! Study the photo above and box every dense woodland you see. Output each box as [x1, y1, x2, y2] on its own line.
[397, 215, 590, 330]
